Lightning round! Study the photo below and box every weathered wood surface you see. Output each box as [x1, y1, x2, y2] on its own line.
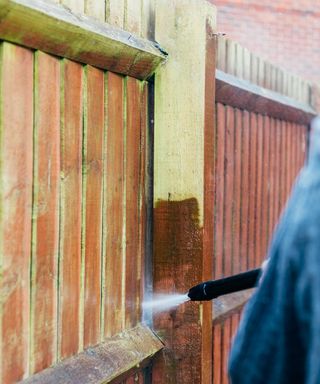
[59, 59, 83, 359]
[125, 78, 142, 329]
[0, 41, 33, 383]
[31, 51, 60, 374]
[216, 69, 316, 125]
[153, 1, 216, 383]
[0, 0, 167, 80]
[216, 36, 312, 105]
[104, 73, 125, 337]
[21, 324, 164, 384]
[83, 65, 104, 348]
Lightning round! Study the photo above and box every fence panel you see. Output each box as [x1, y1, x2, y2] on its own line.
[213, 101, 308, 384]
[0, 39, 151, 383]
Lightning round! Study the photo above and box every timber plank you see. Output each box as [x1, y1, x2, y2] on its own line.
[0, 0, 166, 80]
[0, 42, 33, 383]
[125, 77, 141, 329]
[83, 65, 104, 348]
[59, 59, 83, 359]
[221, 319, 231, 384]
[213, 324, 222, 384]
[84, 0, 105, 22]
[255, 115, 263, 265]
[224, 106, 235, 276]
[31, 51, 60, 374]
[262, 116, 270, 258]
[233, 109, 242, 274]
[214, 103, 225, 279]
[248, 113, 257, 269]
[215, 70, 315, 125]
[274, 120, 281, 224]
[268, 118, 276, 238]
[240, 111, 250, 271]
[104, 72, 125, 337]
[107, 0, 125, 28]
[125, 0, 142, 35]
[21, 324, 163, 384]
[138, 82, 148, 322]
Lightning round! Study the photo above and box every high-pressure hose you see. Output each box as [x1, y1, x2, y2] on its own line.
[187, 268, 261, 301]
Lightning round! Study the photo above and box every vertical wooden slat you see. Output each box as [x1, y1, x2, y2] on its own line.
[286, 123, 291, 201]
[107, 0, 125, 28]
[274, 120, 281, 224]
[226, 39, 236, 76]
[255, 115, 263, 265]
[141, 0, 155, 39]
[31, 51, 60, 374]
[268, 118, 276, 238]
[217, 37, 227, 72]
[224, 106, 234, 276]
[125, 77, 141, 328]
[125, 0, 142, 35]
[138, 82, 148, 321]
[84, 0, 105, 22]
[280, 121, 287, 210]
[233, 109, 242, 274]
[214, 103, 225, 279]
[235, 44, 243, 80]
[240, 111, 250, 271]
[59, 59, 83, 359]
[83, 66, 104, 348]
[262, 116, 270, 257]
[248, 113, 257, 269]
[213, 324, 222, 384]
[0, 42, 33, 383]
[242, 47, 251, 82]
[221, 319, 231, 384]
[104, 72, 125, 337]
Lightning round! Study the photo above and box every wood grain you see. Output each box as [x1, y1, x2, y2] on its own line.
[0, 42, 33, 383]
[59, 59, 83, 359]
[31, 51, 60, 374]
[104, 72, 125, 337]
[83, 65, 104, 348]
[214, 103, 226, 279]
[125, 77, 141, 328]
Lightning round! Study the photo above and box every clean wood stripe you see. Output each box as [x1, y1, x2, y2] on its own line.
[21, 324, 163, 384]
[216, 69, 315, 125]
[125, 77, 141, 329]
[0, 0, 167, 80]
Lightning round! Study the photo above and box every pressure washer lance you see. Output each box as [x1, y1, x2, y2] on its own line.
[187, 268, 261, 301]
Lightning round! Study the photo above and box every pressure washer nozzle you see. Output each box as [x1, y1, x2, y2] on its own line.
[187, 268, 261, 301]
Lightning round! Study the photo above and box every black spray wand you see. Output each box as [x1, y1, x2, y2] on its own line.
[187, 268, 261, 301]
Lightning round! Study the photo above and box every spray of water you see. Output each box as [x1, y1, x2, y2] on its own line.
[142, 293, 190, 314]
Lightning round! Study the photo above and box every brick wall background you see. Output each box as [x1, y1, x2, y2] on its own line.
[211, 0, 320, 109]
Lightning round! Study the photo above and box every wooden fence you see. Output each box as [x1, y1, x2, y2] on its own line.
[0, 1, 317, 383]
[211, 38, 311, 382]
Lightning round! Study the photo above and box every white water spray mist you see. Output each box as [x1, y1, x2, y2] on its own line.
[142, 293, 190, 314]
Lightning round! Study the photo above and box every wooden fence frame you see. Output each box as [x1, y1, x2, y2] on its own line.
[0, 0, 317, 383]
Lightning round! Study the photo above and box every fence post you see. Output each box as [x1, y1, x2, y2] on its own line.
[153, 1, 217, 382]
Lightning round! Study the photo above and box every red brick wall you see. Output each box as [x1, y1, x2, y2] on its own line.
[212, 0, 320, 108]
